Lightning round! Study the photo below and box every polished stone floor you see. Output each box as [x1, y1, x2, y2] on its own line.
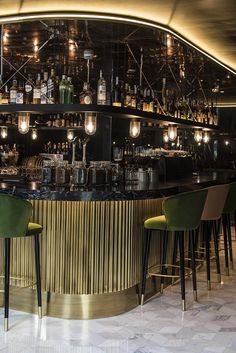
[1, 244, 236, 352]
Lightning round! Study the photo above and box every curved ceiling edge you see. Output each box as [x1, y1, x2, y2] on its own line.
[0, 11, 235, 76]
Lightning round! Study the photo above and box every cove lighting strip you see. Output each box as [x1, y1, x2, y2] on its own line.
[0, 11, 235, 75]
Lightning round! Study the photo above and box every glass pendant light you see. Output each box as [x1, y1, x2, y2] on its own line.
[163, 130, 169, 143]
[203, 131, 210, 143]
[18, 112, 30, 134]
[168, 125, 177, 141]
[67, 129, 74, 141]
[31, 128, 38, 140]
[84, 112, 97, 135]
[1, 126, 7, 139]
[129, 120, 140, 138]
[194, 129, 203, 143]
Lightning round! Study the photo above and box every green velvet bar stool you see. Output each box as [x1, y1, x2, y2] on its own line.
[0, 194, 43, 331]
[141, 189, 207, 311]
[222, 182, 236, 275]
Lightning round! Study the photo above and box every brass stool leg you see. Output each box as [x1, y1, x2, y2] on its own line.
[141, 230, 152, 305]
[4, 238, 10, 332]
[178, 231, 186, 311]
[34, 234, 42, 318]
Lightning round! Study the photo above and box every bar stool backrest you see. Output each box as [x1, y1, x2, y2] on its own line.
[163, 189, 208, 231]
[0, 194, 32, 238]
[223, 182, 236, 214]
[201, 184, 229, 221]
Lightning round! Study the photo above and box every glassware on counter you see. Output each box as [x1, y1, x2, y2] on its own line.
[41, 160, 52, 184]
[72, 162, 87, 186]
[55, 161, 69, 185]
[88, 161, 110, 186]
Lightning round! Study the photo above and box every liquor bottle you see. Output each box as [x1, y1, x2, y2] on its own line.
[47, 69, 56, 104]
[142, 89, 149, 112]
[16, 81, 24, 104]
[136, 86, 144, 110]
[10, 78, 17, 104]
[67, 77, 74, 104]
[0, 76, 3, 104]
[131, 85, 137, 109]
[1, 85, 9, 104]
[59, 75, 68, 104]
[33, 74, 41, 104]
[97, 69, 106, 105]
[123, 83, 131, 107]
[112, 76, 122, 107]
[79, 82, 93, 104]
[41, 72, 48, 104]
[25, 74, 33, 104]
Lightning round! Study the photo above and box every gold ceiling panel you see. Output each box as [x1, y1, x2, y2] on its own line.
[0, 0, 235, 72]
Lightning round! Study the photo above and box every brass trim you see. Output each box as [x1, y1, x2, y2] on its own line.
[193, 290, 197, 301]
[207, 280, 211, 291]
[4, 318, 8, 332]
[0, 285, 140, 319]
[182, 299, 186, 311]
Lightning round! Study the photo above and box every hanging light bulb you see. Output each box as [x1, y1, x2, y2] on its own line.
[84, 112, 97, 135]
[203, 131, 210, 143]
[67, 129, 74, 141]
[18, 112, 30, 134]
[168, 125, 177, 141]
[194, 129, 203, 143]
[129, 120, 140, 138]
[1, 126, 7, 139]
[31, 128, 38, 140]
[225, 139, 230, 146]
[163, 130, 169, 143]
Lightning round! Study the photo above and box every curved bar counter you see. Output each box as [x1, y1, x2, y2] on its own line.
[0, 170, 235, 319]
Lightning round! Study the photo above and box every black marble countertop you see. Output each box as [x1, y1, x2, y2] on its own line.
[0, 170, 235, 201]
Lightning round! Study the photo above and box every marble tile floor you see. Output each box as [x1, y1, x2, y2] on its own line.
[1, 247, 236, 352]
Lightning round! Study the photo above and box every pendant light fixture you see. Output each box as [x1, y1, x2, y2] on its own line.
[31, 128, 38, 140]
[18, 112, 30, 134]
[163, 130, 169, 143]
[0, 126, 7, 139]
[129, 120, 141, 138]
[203, 131, 210, 143]
[168, 125, 177, 141]
[194, 129, 203, 143]
[84, 112, 97, 135]
[67, 129, 74, 141]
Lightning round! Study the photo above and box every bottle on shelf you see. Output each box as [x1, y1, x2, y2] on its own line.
[47, 69, 57, 104]
[25, 74, 33, 104]
[67, 77, 74, 104]
[59, 74, 68, 104]
[16, 81, 24, 104]
[123, 83, 131, 108]
[33, 73, 41, 104]
[1, 85, 9, 105]
[97, 69, 106, 105]
[41, 72, 48, 104]
[10, 77, 18, 104]
[79, 82, 93, 104]
[111, 76, 122, 107]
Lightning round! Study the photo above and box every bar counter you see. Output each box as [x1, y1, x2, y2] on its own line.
[0, 170, 235, 319]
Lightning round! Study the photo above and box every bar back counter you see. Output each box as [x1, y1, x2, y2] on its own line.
[0, 171, 235, 319]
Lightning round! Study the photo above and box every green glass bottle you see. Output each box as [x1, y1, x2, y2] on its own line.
[67, 77, 74, 104]
[59, 75, 68, 104]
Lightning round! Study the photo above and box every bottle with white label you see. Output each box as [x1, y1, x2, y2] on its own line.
[97, 70, 106, 105]
[16, 81, 24, 104]
[41, 72, 48, 104]
[47, 69, 56, 104]
[33, 74, 41, 104]
[10, 78, 17, 104]
[25, 74, 33, 104]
